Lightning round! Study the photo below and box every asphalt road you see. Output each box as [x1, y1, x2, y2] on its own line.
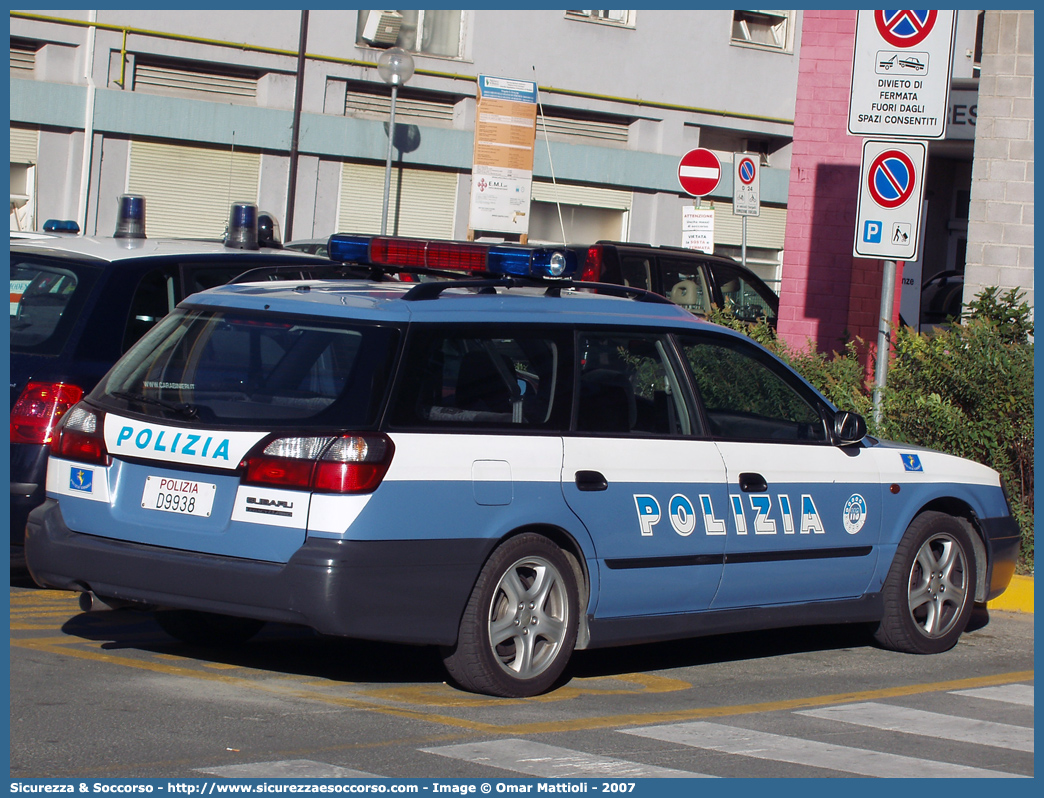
[9, 576, 1034, 780]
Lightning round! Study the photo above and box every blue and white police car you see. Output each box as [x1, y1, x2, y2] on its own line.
[24, 235, 1021, 697]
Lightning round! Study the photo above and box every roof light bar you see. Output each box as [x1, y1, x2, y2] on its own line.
[325, 234, 576, 280]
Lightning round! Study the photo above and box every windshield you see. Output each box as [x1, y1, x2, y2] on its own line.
[10, 258, 100, 355]
[95, 309, 400, 428]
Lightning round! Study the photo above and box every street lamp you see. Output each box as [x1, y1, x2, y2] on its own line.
[377, 47, 415, 235]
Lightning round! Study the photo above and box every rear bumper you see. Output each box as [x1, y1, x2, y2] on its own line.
[25, 499, 492, 646]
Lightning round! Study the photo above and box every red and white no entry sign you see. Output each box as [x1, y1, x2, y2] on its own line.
[678, 148, 721, 197]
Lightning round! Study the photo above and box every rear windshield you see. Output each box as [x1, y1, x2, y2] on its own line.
[95, 309, 399, 428]
[10, 258, 100, 355]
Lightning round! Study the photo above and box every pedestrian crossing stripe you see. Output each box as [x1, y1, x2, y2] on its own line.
[422, 739, 710, 778]
[194, 684, 1033, 780]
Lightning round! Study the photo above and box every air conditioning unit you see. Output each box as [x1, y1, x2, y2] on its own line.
[362, 11, 403, 46]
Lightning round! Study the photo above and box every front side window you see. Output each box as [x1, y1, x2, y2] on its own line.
[391, 326, 569, 429]
[123, 267, 176, 352]
[98, 309, 398, 428]
[679, 334, 826, 442]
[576, 333, 693, 436]
[357, 10, 466, 58]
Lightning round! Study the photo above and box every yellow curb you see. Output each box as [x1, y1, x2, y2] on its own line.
[987, 574, 1033, 613]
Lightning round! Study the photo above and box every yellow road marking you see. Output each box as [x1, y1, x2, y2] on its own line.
[10, 634, 1032, 736]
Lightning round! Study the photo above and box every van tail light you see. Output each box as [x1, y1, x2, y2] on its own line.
[580, 246, 605, 282]
[50, 405, 110, 466]
[241, 433, 394, 494]
[10, 382, 85, 445]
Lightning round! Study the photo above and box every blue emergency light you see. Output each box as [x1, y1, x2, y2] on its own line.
[113, 195, 147, 239]
[43, 219, 80, 234]
[225, 203, 260, 250]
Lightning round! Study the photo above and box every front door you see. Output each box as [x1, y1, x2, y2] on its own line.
[676, 332, 881, 609]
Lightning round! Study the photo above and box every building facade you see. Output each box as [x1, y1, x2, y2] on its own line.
[9, 9, 805, 293]
[10, 9, 1029, 347]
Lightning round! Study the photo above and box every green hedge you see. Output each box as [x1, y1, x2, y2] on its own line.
[708, 287, 1034, 573]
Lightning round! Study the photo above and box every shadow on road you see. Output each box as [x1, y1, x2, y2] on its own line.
[13, 573, 1001, 694]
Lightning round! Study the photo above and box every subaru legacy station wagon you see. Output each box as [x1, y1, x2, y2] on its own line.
[25, 234, 1020, 697]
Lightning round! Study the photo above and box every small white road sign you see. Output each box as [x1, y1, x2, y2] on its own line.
[733, 154, 760, 217]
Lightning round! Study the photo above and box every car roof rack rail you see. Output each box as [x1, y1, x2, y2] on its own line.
[401, 278, 675, 304]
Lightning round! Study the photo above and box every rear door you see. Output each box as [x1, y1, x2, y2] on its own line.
[561, 330, 728, 619]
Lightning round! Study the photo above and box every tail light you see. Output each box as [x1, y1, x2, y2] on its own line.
[580, 246, 605, 282]
[50, 405, 109, 465]
[10, 382, 85, 445]
[241, 433, 394, 494]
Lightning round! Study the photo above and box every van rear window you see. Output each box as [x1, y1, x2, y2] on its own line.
[96, 309, 399, 428]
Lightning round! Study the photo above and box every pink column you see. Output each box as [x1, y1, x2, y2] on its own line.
[779, 10, 901, 357]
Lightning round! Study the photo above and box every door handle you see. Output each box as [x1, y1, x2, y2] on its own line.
[575, 470, 608, 492]
[739, 472, 767, 492]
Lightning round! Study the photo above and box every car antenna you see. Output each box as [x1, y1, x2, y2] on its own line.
[226, 129, 236, 213]
[533, 65, 568, 246]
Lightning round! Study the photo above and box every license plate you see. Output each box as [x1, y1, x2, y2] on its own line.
[141, 476, 216, 517]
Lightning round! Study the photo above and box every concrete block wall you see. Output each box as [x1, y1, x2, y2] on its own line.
[964, 10, 1034, 314]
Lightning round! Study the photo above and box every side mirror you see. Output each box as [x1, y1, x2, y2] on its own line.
[833, 410, 867, 445]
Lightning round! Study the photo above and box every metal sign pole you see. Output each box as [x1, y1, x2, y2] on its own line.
[872, 259, 897, 425]
[741, 215, 747, 269]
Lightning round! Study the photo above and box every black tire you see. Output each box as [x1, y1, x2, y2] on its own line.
[442, 533, 579, 697]
[155, 610, 265, 646]
[874, 511, 977, 655]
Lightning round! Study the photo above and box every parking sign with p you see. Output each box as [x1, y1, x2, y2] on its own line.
[854, 139, 926, 260]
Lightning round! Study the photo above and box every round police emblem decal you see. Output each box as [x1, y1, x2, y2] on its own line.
[843, 494, 868, 535]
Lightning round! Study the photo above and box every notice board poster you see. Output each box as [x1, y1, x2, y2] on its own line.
[468, 75, 538, 236]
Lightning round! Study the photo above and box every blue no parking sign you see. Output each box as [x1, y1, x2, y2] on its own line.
[868, 149, 916, 209]
[854, 139, 926, 260]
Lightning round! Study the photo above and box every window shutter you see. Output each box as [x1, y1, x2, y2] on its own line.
[338, 162, 457, 239]
[128, 139, 261, 238]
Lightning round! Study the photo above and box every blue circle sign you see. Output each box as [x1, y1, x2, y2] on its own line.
[867, 149, 916, 209]
[738, 157, 757, 185]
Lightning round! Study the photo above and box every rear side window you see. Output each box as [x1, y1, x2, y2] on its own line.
[10, 259, 99, 355]
[576, 333, 694, 436]
[390, 326, 569, 429]
[98, 309, 399, 428]
[660, 258, 712, 316]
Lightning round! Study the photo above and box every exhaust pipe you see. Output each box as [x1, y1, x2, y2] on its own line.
[78, 591, 134, 612]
